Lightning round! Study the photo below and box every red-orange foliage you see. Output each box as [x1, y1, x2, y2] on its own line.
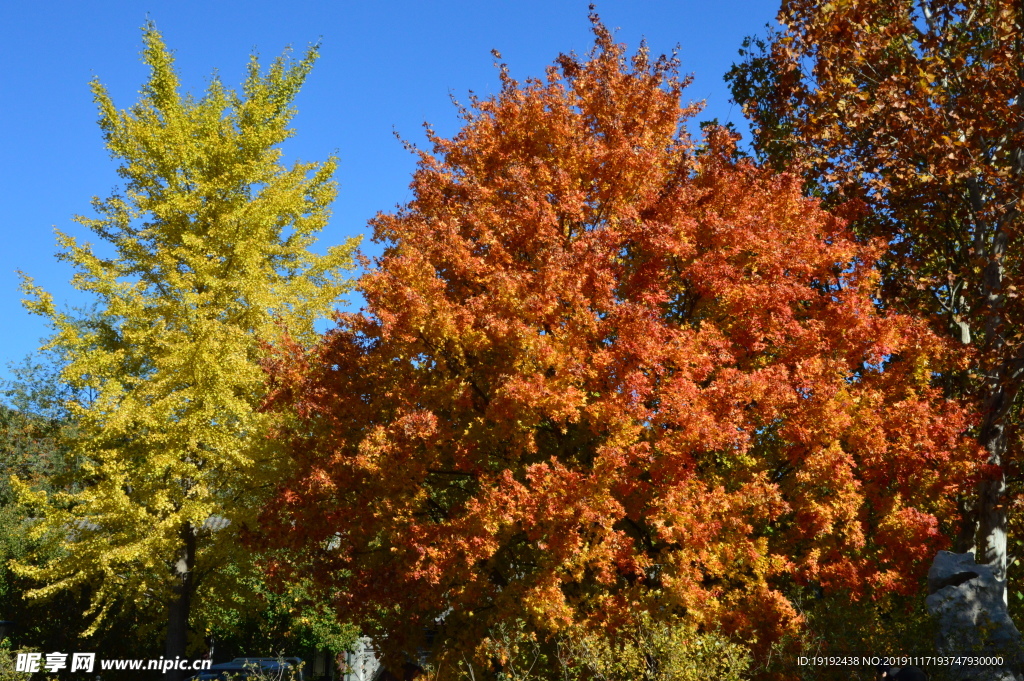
[726, 0, 1024, 598]
[261, 19, 980, 662]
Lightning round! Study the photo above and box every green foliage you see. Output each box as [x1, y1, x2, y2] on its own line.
[753, 584, 939, 681]
[0, 352, 174, 661]
[0, 354, 77, 502]
[0, 373, 83, 655]
[557, 614, 752, 681]
[200, 558, 357, 659]
[424, 615, 752, 681]
[0, 639, 39, 681]
[228, 658, 306, 681]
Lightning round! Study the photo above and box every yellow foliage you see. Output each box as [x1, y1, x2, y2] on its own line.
[12, 23, 358, 637]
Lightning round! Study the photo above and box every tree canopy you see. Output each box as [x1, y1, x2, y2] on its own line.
[260, 17, 981, 672]
[12, 24, 358, 675]
[727, 0, 1024, 601]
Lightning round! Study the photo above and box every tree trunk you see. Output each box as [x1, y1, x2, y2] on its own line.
[977, 409, 1009, 605]
[164, 523, 196, 681]
[971, 350, 1024, 606]
[954, 494, 978, 555]
[962, 183, 1015, 606]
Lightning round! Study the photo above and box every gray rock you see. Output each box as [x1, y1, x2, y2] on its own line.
[925, 551, 1024, 681]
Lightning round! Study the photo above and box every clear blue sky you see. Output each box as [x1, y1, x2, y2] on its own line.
[1, 0, 780, 382]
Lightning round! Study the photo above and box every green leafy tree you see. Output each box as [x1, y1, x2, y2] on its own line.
[201, 555, 358, 665]
[0, 352, 93, 660]
[12, 24, 357, 678]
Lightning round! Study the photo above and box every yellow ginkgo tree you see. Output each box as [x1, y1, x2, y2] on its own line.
[12, 24, 357, 673]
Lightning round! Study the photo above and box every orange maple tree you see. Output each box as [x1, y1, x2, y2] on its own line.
[728, 0, 1024, 598]
[261, 17, 980, 666]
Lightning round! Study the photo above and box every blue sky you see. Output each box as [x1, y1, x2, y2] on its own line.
[1, 0, 780, 382]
